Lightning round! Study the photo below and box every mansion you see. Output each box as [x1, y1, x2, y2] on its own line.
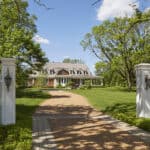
[28, 62, 103, 88]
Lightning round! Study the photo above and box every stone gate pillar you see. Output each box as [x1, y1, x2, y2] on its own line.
[0, 58, 16, 125]
[135, 63, 150, 118]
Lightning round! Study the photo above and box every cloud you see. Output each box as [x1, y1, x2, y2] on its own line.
[97, 0, 139, 21]
[33, 34, 50, 45]
[145, 7, 150, 12]
[63, 56, 70, 59]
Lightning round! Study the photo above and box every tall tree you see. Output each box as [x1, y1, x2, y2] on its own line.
[81, 11, 150, 89]
[0, 0, 48, 86]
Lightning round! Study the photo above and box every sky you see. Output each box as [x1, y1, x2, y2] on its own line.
[28, 0, 150, 74]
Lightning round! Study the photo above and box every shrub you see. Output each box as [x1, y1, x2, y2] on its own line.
[34, 77, 47, 88]
[66, 80, 74, 88]
[84, 80, 92, 89]
[56, 83, 63, 88]
[79, 85, 86, 90]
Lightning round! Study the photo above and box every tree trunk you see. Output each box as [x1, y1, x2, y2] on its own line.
[126, 70, 134, 91]
[127, 77, 132, 90]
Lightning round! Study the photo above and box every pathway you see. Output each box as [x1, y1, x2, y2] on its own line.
[32, 90, 150, 150]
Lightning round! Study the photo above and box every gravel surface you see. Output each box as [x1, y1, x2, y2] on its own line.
[32, 90, 150, 150]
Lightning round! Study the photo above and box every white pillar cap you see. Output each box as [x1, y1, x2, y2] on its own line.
[135, 63, 150, 70]
[0, 58, 16, 66]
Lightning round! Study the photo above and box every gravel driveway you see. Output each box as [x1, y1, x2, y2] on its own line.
[32, 90, 150, 150]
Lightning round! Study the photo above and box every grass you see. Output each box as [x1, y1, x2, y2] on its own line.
[0, 88, 50, 150]
[72, 87, 150, 132]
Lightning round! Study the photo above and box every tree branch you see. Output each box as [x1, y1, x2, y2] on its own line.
[34, 0, 54, 10]
[92, 0, 102, 6]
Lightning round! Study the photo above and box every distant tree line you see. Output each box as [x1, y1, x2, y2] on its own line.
[63, 58, 84, 64]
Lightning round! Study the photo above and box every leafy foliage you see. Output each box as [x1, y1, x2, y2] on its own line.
[63, 58, 84, 64]
[81, 11, 150, 89]
[0, 88, 50, 149]
[33, 77, 47, 88]
[66, 80, 74, 88]
[84, 79, 92, 89]
[0, 0, 48, 87]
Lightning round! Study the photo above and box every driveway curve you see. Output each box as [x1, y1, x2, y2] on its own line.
[32, 90, 150, 150]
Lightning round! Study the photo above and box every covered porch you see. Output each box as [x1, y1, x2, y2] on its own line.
[51, 75, 103, 88]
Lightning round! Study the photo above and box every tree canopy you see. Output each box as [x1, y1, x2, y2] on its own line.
[81, 10, 150, 89]
[0, 0, 48, 86]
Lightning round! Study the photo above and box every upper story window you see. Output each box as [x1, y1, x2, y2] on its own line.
[77, 70, 82, 75]
[50, 69, 55, 75]
[42, 69, 47, 74]
[70, 70, 75, 74]
[84, 71, 88, 75]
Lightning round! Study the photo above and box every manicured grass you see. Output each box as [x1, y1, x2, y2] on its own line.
[72, 87, 150, 132]
[0, 88, 50, 150]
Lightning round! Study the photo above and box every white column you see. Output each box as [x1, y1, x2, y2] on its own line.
[61, 78, 64, 86]
[0, 58, 16, 125]
[135, 63, 150, 118]
[54, 79, 58, 88]
[90, 79, 92, 86]
[79, 79, 82, 86]
[101, 78, 103, 86]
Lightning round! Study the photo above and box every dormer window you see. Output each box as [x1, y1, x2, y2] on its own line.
[50, 69, 55, 75]
[43, 69, 47, 74]
[70, 70, 75, 74]
[84, 71, 88, 75]
[77, 70, 82, 75]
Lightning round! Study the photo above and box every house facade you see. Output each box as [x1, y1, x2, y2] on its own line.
[28, 62, 103, 87]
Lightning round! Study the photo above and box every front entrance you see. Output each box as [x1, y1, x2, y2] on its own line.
[48, 79, 54, 87]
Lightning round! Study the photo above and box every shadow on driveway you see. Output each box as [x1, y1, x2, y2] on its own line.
[33, 105, 150, 150]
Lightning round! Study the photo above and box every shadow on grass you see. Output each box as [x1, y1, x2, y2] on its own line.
[0, 88, 50, 149]
[0, 104, 38, 149]
[103, 103, 150, 132]
[16, 88, 51, 99]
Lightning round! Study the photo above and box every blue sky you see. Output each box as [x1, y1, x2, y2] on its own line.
[28, 0, 150, 74]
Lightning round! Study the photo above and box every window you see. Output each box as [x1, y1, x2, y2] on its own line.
[77, 70, 82, 75]
[84, 71, 88, 75]
[70, 70, 73, 74]
[50, 69, 55, 75]
[70, 70, 75, 74]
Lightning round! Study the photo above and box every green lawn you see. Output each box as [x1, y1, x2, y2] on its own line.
[0, 88, 50, 150]
[72, 87, 150, 132]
